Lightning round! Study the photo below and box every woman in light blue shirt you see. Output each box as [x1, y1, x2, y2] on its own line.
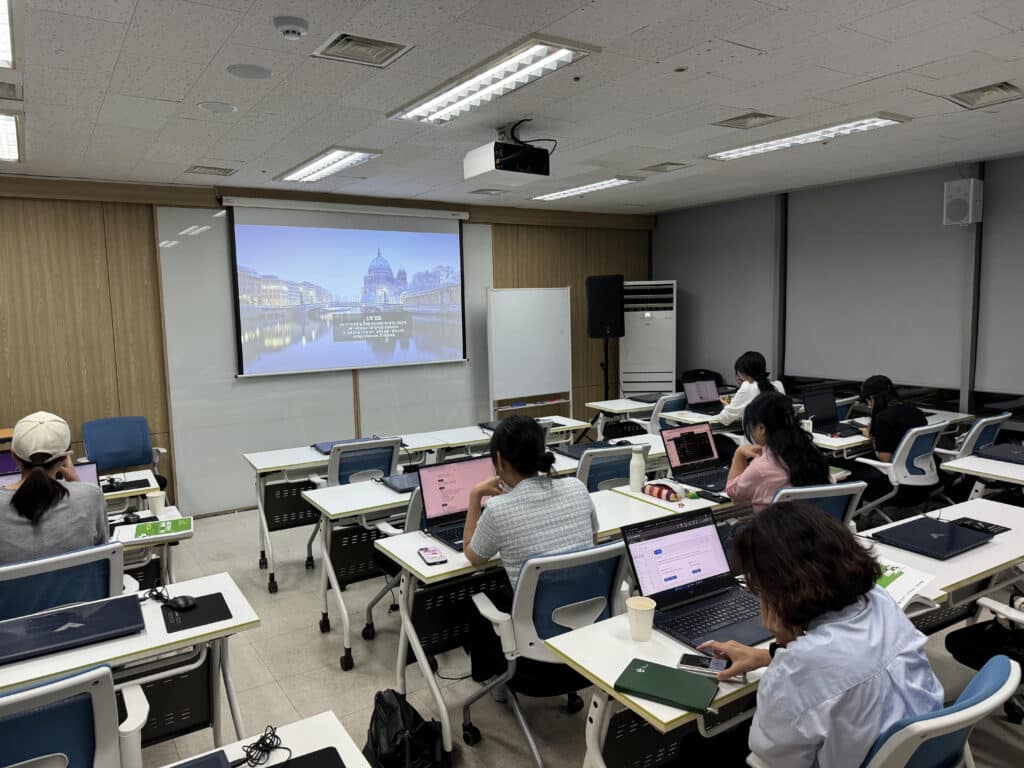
[700, 502, 943, 768]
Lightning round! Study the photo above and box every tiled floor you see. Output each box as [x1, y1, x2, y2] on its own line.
[143, 509, 1023, 767]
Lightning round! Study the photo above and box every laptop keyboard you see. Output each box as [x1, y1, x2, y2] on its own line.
[660, 591, 761, 640]
[433, 526, 465, 550]
[681, 467, 729, 490]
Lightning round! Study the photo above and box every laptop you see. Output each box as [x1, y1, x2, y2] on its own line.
[802, 386, 861, 438]
[311, 436, 374, 455]
[622, 512, 771, 648]
[418, 456, 496, 552]
[629, 393, 664, 404]
[872, 516, 993, 561]
[0, 461, 100, 489]
[974, 443, 1024, 466]
[381, 472, 420, 494]
[480, 417, 554, 433]
[0, 452, 17, 474]
[553, 440, 616, 460]
[659, 424, 729, 492]
[682, 380, 723, 416]
[0, 594, 145, 665]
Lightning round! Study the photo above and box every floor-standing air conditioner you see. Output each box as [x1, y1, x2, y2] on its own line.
[620, 280, 676, 398]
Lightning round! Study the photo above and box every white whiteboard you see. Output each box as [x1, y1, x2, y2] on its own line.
[487, 288, 572, 403]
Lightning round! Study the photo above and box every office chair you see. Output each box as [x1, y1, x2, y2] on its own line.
[629, 392, 687, 434]
[853, 421, 947, 525]
[936, 412, 1012, 502]
[772, 481, 868, 529]
[576, 445, 649, 492]
[0, 543, 124, 621]
[82, 416, 167, 489]
[0, 665, 149, 768]
[463, 543, 628, 768]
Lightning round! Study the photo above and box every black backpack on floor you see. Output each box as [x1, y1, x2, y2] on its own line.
[363, 689, 447, 768]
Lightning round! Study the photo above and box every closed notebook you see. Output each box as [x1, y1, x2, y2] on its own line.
[613, 658, 720, 713]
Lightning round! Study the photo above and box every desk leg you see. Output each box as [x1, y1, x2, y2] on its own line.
[210, 640, 224, 747]
[320, 517, 353, 670]
[583, 691, 611, 768]
[255, 474, 277, 594]
[395, 573, 410, 696]
[220, 638, 245, 740]
[595, 413, 606, 442]
[968, 480, 987, 500]
[397, 571, 453, 755]
[160, 542, 171, 584]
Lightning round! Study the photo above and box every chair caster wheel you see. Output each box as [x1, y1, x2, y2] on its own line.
[362, 623, 376, 640]
[267, 577, 278, 594]
[319, 615, 330, 633]
[567, 692, 584, 714]
[462, 724, 481, 746]
[340, 650, 354, 671]
[1005, 701, 1024, 725]
[258, 556, 268, 570]
[304, 556, 315, 570]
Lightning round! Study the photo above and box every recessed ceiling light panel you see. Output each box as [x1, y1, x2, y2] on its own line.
[532, 177, 639, 202]
[227, 63, 272, 80]
[198, 101, 238, 114]
[391, 37, 592, 124]
[0, 111, 20, 162]
[707, 114, 908, 161]
[313, 33, 412, 67]
[640, 161, 692, 173]
[185, 164, 237, 176]
[469, 188, 506, 196]
[712, 111, 785, 130]
[0, 0, 11, 69]
[945, 81, 1023, 110]
[277, 146, 381, 182]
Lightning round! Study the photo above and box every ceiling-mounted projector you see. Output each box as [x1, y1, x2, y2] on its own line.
[463, 140, 550, 187]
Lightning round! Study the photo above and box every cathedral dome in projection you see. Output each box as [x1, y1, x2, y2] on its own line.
[367, 251, 394, 280]
[362, 249, 408, 304]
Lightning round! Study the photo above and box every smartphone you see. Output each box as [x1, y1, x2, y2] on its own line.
[417, 546, 448, 566]
[678, 653, 732, 678]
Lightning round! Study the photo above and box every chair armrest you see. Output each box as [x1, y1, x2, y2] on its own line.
[122, 574, 140, 594]
[977, 597, 1024, 626]
[118, 683, 149, 768]
[934, 447, 958, 460]
[854, 457, 893, 474]
[375, 521, 403, 536]
[151, 447, 167, 468]
[746, 753, 770, 768]
[471, 592, 517, 656]
[308, 473, 327, 489]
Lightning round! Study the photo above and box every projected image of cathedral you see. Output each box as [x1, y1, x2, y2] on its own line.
[361, 249, 408, 304]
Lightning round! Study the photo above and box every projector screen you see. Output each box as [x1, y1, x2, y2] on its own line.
[229, 204, 466, 376]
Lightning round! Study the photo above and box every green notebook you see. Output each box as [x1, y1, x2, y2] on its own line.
[133, 518, 192, 538]
[613, 658, 720, 713]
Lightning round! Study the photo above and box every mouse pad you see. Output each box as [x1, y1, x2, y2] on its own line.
[161, 593, 233, 633]
[287, 747, 346, 768]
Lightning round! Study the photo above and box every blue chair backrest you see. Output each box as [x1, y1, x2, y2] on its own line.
[82, 416, 152, 473]
[975, 422, 1002, 451]
[812, 494, 851, 523]
[336, 445, 396, 485]
[0, 692, 96, 767]
[862, 655, 1013, 768]
[657, 395, 688, 430]
[0, 560, 112, 621]
[905, 430, 941, 477]
[835, 402, 853, 421]
[581, 452, 632, 492]
[531, 555, 621, 640]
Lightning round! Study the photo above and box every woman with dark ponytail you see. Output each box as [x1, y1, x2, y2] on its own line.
[725, 392, 830, 511]
[0, 412, 107, 565]
[462, 415, 598, 682]
[717, 351, 786, 428]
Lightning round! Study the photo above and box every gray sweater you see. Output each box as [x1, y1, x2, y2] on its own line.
[0, 480, 108, 565]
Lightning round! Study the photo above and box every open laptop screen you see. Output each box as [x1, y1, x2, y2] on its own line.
[660, 424, 719, 471]
[0, 461, 99, 488]
[0, 452, 17, 474]
[683, 380, 718, 405]
[624, 512, 731, 601]
[418, 456, 495, 521]
[802, 386, 837, 424]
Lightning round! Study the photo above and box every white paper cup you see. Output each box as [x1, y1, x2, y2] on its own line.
[800, 419, 814, 434]
[626, 595, 657, 642]
[146, 490, 165, 516]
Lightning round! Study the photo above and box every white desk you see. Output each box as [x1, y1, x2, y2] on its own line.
[812, 430, 871, 457]
[112, 505, 192, 583]
[167, 711, 370, 768]
[585, 399, 657, 440]
[659, 409, 721, 427]
[941, 455, 1024, 499]
[594, 488, 719, 540]
[102, 469, 160, 502]
[0, 572, 258, 746]
[924, 409, 975, 428]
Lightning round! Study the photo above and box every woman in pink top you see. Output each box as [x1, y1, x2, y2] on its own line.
[726, 392, 830, 511]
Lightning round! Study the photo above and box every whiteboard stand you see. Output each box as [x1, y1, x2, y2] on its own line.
[487, 288, 573, 420]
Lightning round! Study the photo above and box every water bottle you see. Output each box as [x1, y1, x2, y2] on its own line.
[629, 446, 645, 492]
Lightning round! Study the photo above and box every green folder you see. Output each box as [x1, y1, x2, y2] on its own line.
[133, 518, 192, 538]
[613, 658, 720, 713]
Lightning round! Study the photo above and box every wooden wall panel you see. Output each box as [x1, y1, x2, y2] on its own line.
[491, 224, 652, 423]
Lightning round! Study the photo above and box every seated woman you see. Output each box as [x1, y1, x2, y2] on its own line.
[725, 391, 830, 511]
[462, 415, 598, 681]
[700, 502, 943, 768]
[717, 351, 786, 428]
[0, 411, 107, 565]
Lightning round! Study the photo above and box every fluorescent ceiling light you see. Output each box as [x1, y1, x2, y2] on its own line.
[532, 178, 638, 202]
[278, 146, 380, 182]
[708, 114, 907, 161]
[212, 210, 228, 218]
[0, 112, 19, 162]
[392, 38, 590, 124]
[0, 0, 11, 69]
[159, 240, 179, 248]
[179, 225, 212, 236]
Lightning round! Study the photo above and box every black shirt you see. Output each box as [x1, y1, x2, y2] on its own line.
[871, 404, 927, 455]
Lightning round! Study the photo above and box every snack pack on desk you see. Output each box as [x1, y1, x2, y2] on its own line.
[643, 482, 680, 502]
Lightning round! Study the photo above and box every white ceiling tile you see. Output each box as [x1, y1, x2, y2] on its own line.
[202, 137, 273, 161]
[343, 116, 429, 148]
[26, 0, 136, 23]
[266, 57, 377, 106]
[909, 51, 1013, 80]
[121, 0, 244, 61]
[845, 0, 1000, 41]
[978, 1, 1024, 31]
[24, 9, 126, 72]
[343, 0, 481, 45]
[109, 54, 210, 102]
[823, 72, 937, 105]
[86, 123, 161, 157]
[383, 20, 518, 80]
[97, 94, 181, 129]
[225, 0, 365, 53]
[23, 64, 110, 106]
[458, 0, 583, 34]
[975, 29, 1024, 59]
[543, 0, 689, 47]
[913, 59, 1024, 100]
[155, 116, 233, 148]
[189, 0, 256, 11]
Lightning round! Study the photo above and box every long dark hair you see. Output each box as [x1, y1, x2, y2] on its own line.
[735, 351, 773, 394]
[743, 392, 829, 487]
[732, 501, 881, 630]
[489, 416, 555, 476]
[868, 382, 902, 420]
[11, 455, 69, 525]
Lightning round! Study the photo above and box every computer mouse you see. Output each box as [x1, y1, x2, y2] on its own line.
[123, 511, 140, 524]
[167, 595, 197, 612]
[613, 440, 631, 446]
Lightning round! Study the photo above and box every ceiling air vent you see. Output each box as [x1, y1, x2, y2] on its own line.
[712, 111, 785, 129]
[0, 82, 20, 100]
[469, 188, 506, 196]
[945, 81, 1023, 110]
[185, 164, 237, 176]
[640, 161, 691, 173]
[313, 33, 413, 68]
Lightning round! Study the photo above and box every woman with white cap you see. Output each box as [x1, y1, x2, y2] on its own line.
[0, 411, 107, 565]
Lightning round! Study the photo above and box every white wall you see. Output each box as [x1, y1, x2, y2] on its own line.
[157, 208, 493, 515]
[652, 196, 781, 380]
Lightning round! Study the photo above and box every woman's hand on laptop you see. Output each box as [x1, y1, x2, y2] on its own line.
[697, 640, 771, 680]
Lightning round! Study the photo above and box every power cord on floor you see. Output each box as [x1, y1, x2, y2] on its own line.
[229, 725, 291, 767]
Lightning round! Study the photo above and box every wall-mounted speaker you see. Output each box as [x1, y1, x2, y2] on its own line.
[944, 178, 983, 225]
[586, 274, 625, 339]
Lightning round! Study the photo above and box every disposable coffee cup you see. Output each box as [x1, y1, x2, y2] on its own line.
[626, 595, 657, 642]
[146, 490, 165, 516]
[800, 419, 814, 434]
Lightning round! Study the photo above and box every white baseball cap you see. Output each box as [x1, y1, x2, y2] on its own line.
[11, 411, 72, 464]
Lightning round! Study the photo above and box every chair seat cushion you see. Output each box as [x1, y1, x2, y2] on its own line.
[509, 658, 590, 698]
